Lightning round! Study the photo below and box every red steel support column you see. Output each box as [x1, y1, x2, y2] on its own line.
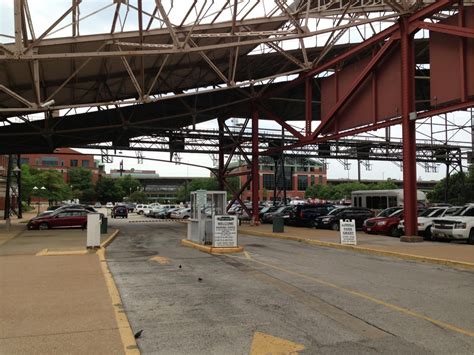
[218, 119, 225, 190]
[400, 17, 420, 241]
[305, 78, 312, 136]
[251, 110, 260, 225]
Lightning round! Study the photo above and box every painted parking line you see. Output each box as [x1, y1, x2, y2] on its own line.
[228, 252, 474, 339]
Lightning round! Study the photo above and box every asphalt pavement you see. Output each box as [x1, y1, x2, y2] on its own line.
[106, 218, 474, 354]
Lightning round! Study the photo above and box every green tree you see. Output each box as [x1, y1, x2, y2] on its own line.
[68, 167, 94, 202]
[95, 177, 124, 203]
[129, 190, 148, 203]
[427, 169, 473, 205]
[116, 175, 141, 197]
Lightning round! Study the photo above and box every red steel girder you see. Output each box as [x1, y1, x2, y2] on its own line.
[400, 16, 418, 238]
[416, 22, 474, 39]
[310, 37, 396, 140]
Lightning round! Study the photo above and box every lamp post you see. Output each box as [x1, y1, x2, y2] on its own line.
[32, 186, 46, 216]
[12, 166, 21, 218]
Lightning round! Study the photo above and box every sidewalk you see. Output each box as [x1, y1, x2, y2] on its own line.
[239, 224, 474, 269]
[0, 216, 133, 354]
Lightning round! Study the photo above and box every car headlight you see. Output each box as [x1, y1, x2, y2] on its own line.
[376, 221, 387, 226]
[417, 223, 425, 227]
[454, 222, 466, 229]
[321, 218, 331, 223]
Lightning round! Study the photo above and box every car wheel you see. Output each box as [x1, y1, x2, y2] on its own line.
[423, 227, 432, 241]
[38, 222, 49, 230]
[468, 229, 474, 245]
[138, 210, 144, 215]
[331, 222, 339, 231]
[389, 226, 400, 238]
[81, 223, 87, 230]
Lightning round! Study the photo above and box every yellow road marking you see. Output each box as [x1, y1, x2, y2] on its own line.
[250, 331, 305, 355]
[238, 253, 474, 338]
[97, 248, 140, 354]
[244, 251, 252, 260]
[149, 255, 171, 264]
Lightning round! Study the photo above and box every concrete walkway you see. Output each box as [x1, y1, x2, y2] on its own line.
[0, 216, 129, 354]
[239, 224, 474, 268]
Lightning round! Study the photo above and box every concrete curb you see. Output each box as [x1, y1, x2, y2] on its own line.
[36, 248, 90, 256]
[97, 231, 140, 355]
[101, 229, 120, 248]
[240, 229, 474, 272]
[181, 239, 244, 254]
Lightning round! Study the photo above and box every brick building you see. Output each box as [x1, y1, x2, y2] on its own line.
[233, 157, 327, 202]
[20, 148, 101, 183]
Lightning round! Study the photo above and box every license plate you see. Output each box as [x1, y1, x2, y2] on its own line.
[367, 228, 371, 232]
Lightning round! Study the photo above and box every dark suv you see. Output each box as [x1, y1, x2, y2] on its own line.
[314, 207, 374, 230]
[111, 205, 128, 219]
[286, 204, 335, 227]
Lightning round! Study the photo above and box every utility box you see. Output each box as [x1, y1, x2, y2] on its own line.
[273, 217, 285, 233]
[187, 190, 227, 245]
[101, 217, 108, 234]
[87, 213, 101, 248]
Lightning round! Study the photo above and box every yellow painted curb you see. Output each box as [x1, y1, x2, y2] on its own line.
[181, 239, 244, 254]
[36, 248, 90, 256]
[240, 229, 474, 271]
[97, 247, 140, 355]
[101, 229, 120, 248]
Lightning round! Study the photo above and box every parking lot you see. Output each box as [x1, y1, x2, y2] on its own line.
[106, 219, 474, 354]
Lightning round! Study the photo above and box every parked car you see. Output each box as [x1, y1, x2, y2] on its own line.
[431, 204, 474, 244]
[286, 203, 335, 227]
[106, 202, 114, 208]
[399, 206, 462, 240]
[135, 204, 151, 215]
[259, 206, 279, 219]
[94, 202, 102, 208]
[165, 207, 181, 218]
[125, 203, 136, 213]
[363, 208, 404, 237]
[27, 208, 90, 230]
[111, 205, 128, 219]
[170, 208, 191, 219]
[261, 206, 293, 224]
[314, 207, 374, 230]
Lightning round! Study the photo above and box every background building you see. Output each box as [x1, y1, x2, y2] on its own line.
[20, 148, 101, 183]
[232, 157, 327, 202]
[109, 169, 196, 202]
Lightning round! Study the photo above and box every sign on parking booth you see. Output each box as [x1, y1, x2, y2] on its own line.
[340, 219, 357, 245]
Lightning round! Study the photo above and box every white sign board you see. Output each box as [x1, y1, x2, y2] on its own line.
[340, 219, 357, 245]
[87, 213, 101, 248]
[213, 215, 238, 247]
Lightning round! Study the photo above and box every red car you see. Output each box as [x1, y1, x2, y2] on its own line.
[363, 208, 404, 237]
[27, 208, 89, 230]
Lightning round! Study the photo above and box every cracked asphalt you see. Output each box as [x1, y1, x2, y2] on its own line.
[106, 219, 474, 354]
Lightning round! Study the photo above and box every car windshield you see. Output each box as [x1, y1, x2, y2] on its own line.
[275, 206, 287, 213]
[388, 209, 403, 217]
[328, 208, 345, 216]
[377, 207, 402, 217]
[452, 205, 470, 216]
[419, 208, 441, 217]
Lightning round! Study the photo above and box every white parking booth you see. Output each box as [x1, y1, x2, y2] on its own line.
[184, 190, 243, 253]
[86, 213, 101, 248]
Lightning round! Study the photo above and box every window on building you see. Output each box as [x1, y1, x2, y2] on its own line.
[297, 175, 308, 191]
[311, 175, 315, 185]
[20, 158, 29, 165]
[82, 160, 89, 168]
[41, 157, 58, 166]
[70, 159, 78, 167]
[263, 174, 275, 190]
[318, 175, 323, 184]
